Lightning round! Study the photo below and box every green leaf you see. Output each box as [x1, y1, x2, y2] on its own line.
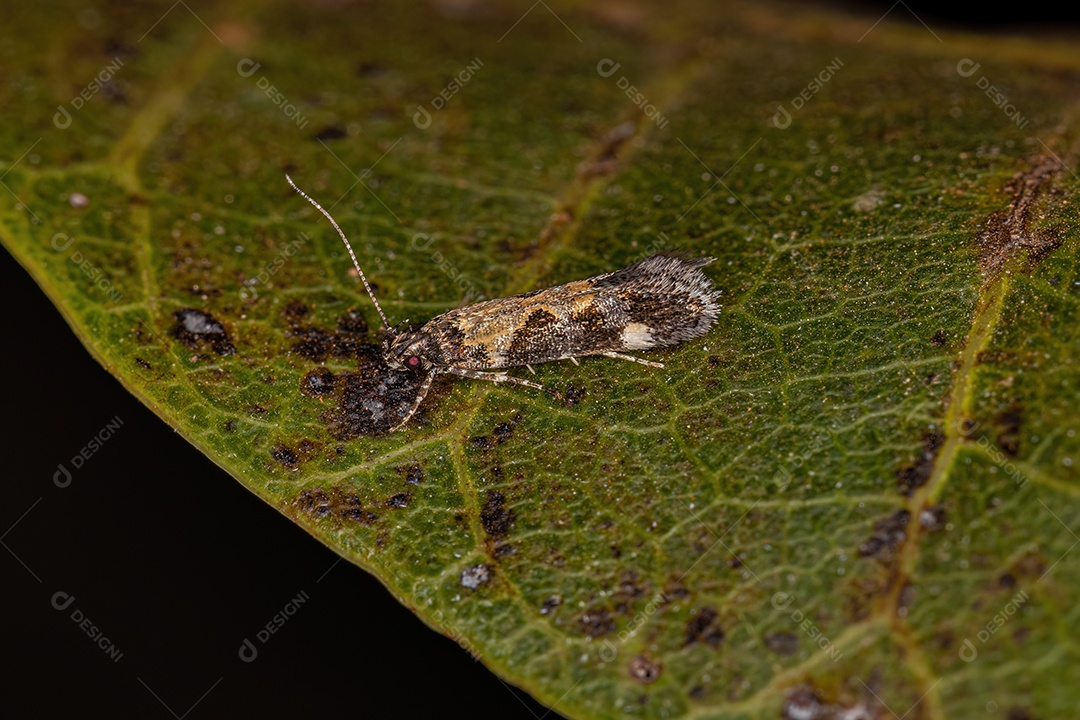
[3, 1, 1078, 717]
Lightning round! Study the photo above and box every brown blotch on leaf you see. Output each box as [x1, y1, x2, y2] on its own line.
[386, 492, 411, 509]
[469, 435, 494, 451]
[272, 444, 298, 469]
[996, 407, 1022, 457]
[685, 606, 725, 647]
[480, 491, 515, 539]
[493, 422, 514, 443]
[859, 509, 911, 559]
[171, 308, 236, 356]
[930, 329, 948, 347]
[578, 607, 616, 638]
[627, 654, 661, 684]
[977, 155, 1063, 278]
[312, 125, 347, 142]
[295, 487, 378, 525]
[896, 431, 943, 496]
[920, 505, 947, 531]
[565, 384, 587, 406]
[539, 595, 562, 616]
[404, 465, 424, 485]
[322, 353, 430, 438]
[301, 367, 337, 397]
[135, 357, 151, 370]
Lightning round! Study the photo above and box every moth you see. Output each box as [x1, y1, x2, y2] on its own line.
[286, 175, 721, 432]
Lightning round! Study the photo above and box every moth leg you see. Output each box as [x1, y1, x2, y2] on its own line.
[388, 371, 436, 433]
[602, 351, 665, 369]
[445, 366, 561, 398]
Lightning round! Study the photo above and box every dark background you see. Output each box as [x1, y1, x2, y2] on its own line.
[2, 3, 1075, 718]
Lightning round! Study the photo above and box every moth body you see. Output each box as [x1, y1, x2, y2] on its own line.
[287, 175, 720, 433]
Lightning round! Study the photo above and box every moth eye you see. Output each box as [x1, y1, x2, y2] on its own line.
[407, 356, 421, 368]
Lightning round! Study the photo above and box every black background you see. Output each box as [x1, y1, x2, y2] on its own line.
[2, 3, 1075, 718]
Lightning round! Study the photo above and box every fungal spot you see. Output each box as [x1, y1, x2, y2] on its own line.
[920, 505, 946, 531]
[294, 487, 378, 524]
[977, 155, 1063, 277]
[405, 465, 424, 485]
[283, 301, 310, 324]
[272, 444, 298, 469]
[564, 384, 587, 406]
[322, 351, 429, 438]
[684, 606, 724, 647]
[337, 309, 369, 335]
[996, 407, 1022, 457]
[707, 355, 721, 368]
[930, 329, 948, 347]
[312, 125, 347, 142]
[578, 607, 616, 638]
[764, 631, 799, 656]
[386, 492, 411, 509]
[469, 435, 494, 451]
[301, 368, 336, 397]
[782, 687, 824, 720]
[460, 564, 491, 590]
[171, 308, 236, 356]
[896, 431, 943, 496]
[492, 542, 515, 558]
[493, 422, 513, 443]
[628, 655, 661, 684]
[539, 595, 562, 616]
[480, 491, 515, 539]
[223, 421, 235, 433]
[858, 509, 911, 559]
[135, 357, 151, 370]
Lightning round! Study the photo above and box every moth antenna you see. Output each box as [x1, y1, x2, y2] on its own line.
[285, 173, 392, 331]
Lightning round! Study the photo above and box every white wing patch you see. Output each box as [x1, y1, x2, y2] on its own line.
[621, 322, 654, 349]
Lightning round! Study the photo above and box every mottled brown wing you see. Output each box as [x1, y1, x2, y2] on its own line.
[424, 255, 720, 371]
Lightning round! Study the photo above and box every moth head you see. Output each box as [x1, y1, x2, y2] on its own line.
[384, 329, 438, 372]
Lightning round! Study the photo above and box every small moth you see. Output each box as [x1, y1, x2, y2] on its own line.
[286, 175, 721, 432]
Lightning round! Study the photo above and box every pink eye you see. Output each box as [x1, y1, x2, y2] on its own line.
[407, 356, 421, 368]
